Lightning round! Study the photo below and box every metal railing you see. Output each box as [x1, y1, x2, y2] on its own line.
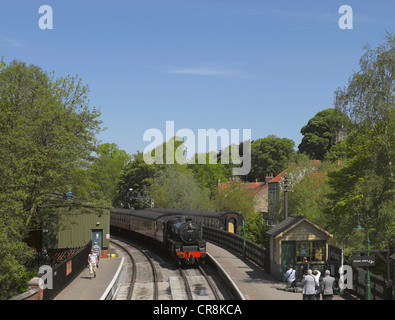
[43, 241, 92, 300]
[203, 226, 269, 271]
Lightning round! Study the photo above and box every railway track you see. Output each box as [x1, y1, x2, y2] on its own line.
[110, 237, 158, 300]
[110, 235, 226, 300]
[177, 266, 221, 300]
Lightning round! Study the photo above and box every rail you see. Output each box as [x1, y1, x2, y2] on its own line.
[110, 236, 158, 300]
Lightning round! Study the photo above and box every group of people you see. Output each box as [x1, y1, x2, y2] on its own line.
[87, 242, 102, 280]
[284, 257, 336, 300]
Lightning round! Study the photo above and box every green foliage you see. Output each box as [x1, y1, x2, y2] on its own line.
[0, 60, 102, 299]
[188, 151, 232, 194]
[115, 151, 163, 208]
[211, 182, 256, 219]
[325, 129, 395, 249]
[248, 135, 295, 181]
[0, 214, 33, 299]
[298, 108, 351, 160]
[287, 161, 336, 224]
[149, 166, 210, 210]
[87, 143, 131, 205]
[335, 33, 395, 205]
[244, 210, 270, 247]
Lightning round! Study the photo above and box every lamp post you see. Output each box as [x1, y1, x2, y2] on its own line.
[354, 214, 371, 300]
[200, 211, 203, 239]
[239, 209, 246, 258]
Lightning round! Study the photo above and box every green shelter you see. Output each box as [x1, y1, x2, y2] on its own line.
[43, 201, 111, 257]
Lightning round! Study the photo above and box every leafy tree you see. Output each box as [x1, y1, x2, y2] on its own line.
[188, 151, 232, 195]
[326, 130, 395, 250]
[0, 60, 102, 298]
[88, 143, 131, 205]
[335, 33, 395, 205]
[244, 210, 271, 247]
[287, 161, 336, 224]
[149, 166, 210, 210]
[211, 181, 256, 219]
[115, 137, 186, 208]
[298, 108, 350, 160]
[115, 150, 161, 208]
[248, 135, 295, 182]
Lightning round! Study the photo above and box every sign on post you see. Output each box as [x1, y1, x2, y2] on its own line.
[352, 254, 375, 267]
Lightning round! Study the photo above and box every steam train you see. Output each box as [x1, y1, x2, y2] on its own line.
[110, 208, 207, 265]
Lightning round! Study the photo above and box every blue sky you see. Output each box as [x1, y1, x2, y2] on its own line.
[1, 1, 394, 156]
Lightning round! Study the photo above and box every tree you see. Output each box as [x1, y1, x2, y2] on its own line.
[298, 108, 350, 160]
[248, 135, 295, 181]
[88, 143, 131, 205]
[211, 181, 256, 220]
[0, 60, 102, 298]
[326, 129, 395, 250]
[149, 166, 210, 210]
[188, 151, 232, 195]
[115, 150, 161, 208]
[0, 60, 102, 229]
[287, 161, 335, 224]
[335, 33, 395, 205]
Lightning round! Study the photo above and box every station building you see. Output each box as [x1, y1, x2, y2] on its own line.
[266, 215, 333, 280]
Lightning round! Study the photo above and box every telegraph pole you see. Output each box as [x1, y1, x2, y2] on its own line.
[284, 176, 292, 220]
[284, 176, 288, 219]
[128, 188, 155, 208]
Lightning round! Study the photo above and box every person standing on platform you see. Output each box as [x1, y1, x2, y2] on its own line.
[301, 257, 309, 277]
[321, 270, 335, 300]
[88, 249, 98, 279]
[283, 264, 296, 291]
[301, 269, 317, 300]
[92, 242, 102, 268]
[312, 269, 321, 300]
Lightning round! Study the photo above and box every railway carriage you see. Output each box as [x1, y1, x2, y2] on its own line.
[149, 208, 244, 234]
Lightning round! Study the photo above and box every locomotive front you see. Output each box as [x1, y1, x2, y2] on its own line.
[177, 220, 200, 244]
[167, 217, 206, 265]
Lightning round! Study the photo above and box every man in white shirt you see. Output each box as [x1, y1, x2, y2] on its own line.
[283, 264, 297, 291]
[88, 249, 98, 279]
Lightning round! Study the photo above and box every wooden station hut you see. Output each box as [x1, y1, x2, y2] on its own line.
[266, 215, 333, 280]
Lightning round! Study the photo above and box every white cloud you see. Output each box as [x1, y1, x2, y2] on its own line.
[247, 7, 395, 26]
[163, 64, 249, 78]
[0, 35, 23, 48]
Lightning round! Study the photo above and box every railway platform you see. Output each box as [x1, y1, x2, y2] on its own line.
[53, 257, 122, 300]
[207, 242, 345, 300]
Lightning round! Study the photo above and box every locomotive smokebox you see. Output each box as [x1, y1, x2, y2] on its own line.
[179, 219, 199, 245]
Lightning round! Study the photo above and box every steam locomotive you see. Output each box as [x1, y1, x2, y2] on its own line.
[110, 208, 206, 265]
